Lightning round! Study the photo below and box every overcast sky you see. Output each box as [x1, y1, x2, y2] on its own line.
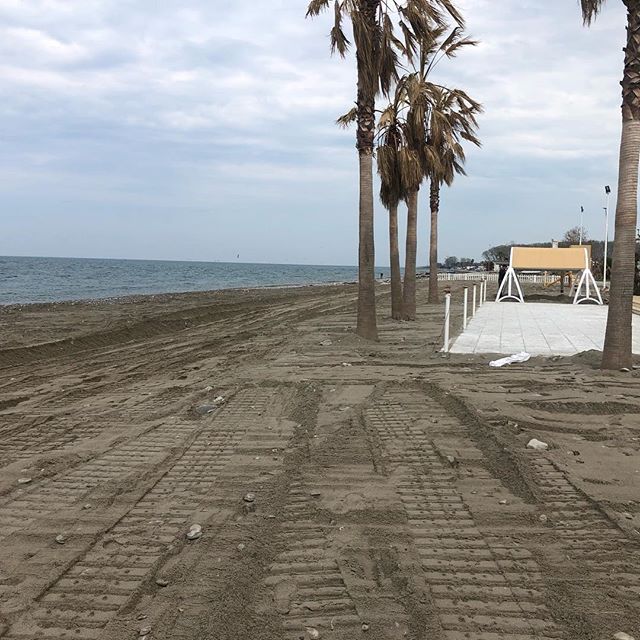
[0, 0, 628, 265]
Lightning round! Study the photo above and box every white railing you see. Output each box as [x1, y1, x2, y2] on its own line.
[437, 272, 546, 283]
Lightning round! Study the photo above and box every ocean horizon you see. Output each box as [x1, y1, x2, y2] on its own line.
[0, 255, 396, 305]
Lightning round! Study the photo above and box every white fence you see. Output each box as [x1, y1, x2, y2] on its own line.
[437, 272, 546, 284]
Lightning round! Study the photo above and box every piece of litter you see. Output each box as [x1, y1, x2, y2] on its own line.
[139, 627, 151, 637]
[489, 352, 531, 368]
[213, 396, 225, 406]
[320, 339, 332, 346]
[17, 477, 32, 485]
[499, 499, 508, 505]
[527, 438, 549, 451]
[341, 362, 352, 367]
[362, 622, 370, 632]
[186, 524, 202, 540]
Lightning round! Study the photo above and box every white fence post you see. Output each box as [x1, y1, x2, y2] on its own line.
[443, 293, 451, 353]
[484, 278, 488, 302]
[463, 287, 468, 330]
[472, 285, 477, 316]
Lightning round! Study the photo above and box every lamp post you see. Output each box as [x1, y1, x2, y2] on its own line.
[603, 185, 611, 289]
[579, 206, 584, 245]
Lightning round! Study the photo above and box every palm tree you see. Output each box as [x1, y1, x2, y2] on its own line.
[424, 86, 481, 303]
[399, 26, 476, 316]
[306, 0, 463, 340]
[581, 1, 640, 369]
[377, 101, 405, 319]
[376, 92, 422, 319]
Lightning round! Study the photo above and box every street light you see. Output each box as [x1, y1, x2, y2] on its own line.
[603, 185, 611, 289]
[579, 206, 584, 245]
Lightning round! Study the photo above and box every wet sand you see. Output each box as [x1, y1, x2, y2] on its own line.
[0, 280, 638, 639]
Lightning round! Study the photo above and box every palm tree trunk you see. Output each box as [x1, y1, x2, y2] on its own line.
[354, 0, 379, 341]
[602, 2, 640, 370]
[403, 189, 418, 320]
[428, 179, 440, 304]
[356, 150, 378, 340]
[389, 203, 403, 319]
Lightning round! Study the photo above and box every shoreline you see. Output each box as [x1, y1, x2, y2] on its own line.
[0, 278, 360, 311]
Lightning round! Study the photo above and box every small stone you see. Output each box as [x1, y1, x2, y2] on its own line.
[498, 499, 508, 505]
[341, 362, 352, 367]
[305, 627, 321, 639]
[186, 524, 202, 540]
[155, 578, 169, 587]
[139, 627, 152, 637]
[623, 512, 634, 520]
[445, 455, 458, 467]
[195, 404, 216, 415]
[362, 622, 370, 632]
[614, 633, 635, 640]
[213, 396, 225, 406]
[320, 340, 332, 346]
[204, 385, 213, 392]
[539, 514, 548, 523]
[527, 438, 549, 451]
[55, 534, 66, 544]
[17, 477, 32, 485]
[243, 493, 256, 503]
[237, 543, 246, 552]
[137, 614, 147, 620]
[82, 503, 92, 510]
[310, 490, 322, 497]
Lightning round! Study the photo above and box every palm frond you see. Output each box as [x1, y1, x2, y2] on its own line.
[580, 0, 606, 26]
[306, 0, 331, 17]
[336, 107, 358, 128]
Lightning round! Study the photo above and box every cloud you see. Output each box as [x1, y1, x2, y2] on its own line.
[0, 0, 631, 263]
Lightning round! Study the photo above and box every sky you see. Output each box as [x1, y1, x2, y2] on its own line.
[0, 0, 629, 265]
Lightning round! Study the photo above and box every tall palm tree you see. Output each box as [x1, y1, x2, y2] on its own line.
[377, 91, 422, 319]
[581, 1, 640, 369]
[307, 0, 463, 340]
[424, 86, 481, 303]
[377, 101, 406, 319]
[399, 26, 476, 316]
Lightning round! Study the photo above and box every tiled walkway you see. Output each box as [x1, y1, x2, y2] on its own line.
[450, 302, 640, 356]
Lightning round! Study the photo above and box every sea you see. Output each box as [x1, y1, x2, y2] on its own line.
[0, 256, 392, 305]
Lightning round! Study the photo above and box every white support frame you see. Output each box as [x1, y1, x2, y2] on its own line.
[496, 249, 524, 303]
[573, 249, 603, 305]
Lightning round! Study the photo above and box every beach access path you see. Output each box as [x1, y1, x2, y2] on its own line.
[0, 281, 638, 640]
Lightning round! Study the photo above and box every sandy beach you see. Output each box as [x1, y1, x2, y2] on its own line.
[0, 281, 639, 639]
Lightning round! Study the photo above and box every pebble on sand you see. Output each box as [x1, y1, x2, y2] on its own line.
[17, 477, 32, 485]
[186, 524, 202, 540]
[55, 534, 66, 545]
[243, 493, 256, 503]
[614, 633, 635, 640]
[305, 627, 321, 639]
[526, 438, 549, 451]
[155, 578, 169, 587]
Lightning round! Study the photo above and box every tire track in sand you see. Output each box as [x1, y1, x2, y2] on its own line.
[2, 388, 275, 640]
[365, 392, 565, 640]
